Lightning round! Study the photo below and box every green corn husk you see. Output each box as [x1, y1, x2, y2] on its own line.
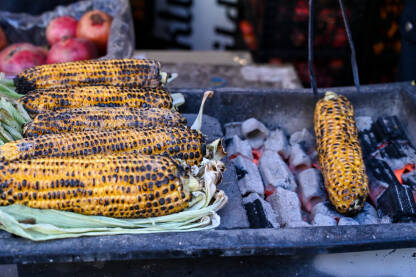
[0, 158, 227, 241]
[0, 109, 21, 132]
[0, 97, 28, 125]
[2, 123, 23, 140]
[0, 124, 14, 142]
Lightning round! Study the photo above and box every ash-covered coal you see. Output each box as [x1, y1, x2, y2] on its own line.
[224, 117, 394, 229]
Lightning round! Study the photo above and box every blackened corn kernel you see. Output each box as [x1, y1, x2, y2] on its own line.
[14, 59, 162, 94]
[1, 126, 205, 166]
[23, 107, 187, 137]
[314, 92, 369, 216]
[18, 86, 172, 115]
[0, 153, 191, 218]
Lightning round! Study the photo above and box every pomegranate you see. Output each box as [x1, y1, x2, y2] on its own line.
[46, 37, 97, 64]
[0, 26, 7, 51]
[0, 43, 46, 76]
[46, 16, 78, 45]
[76, 10, 112, 54]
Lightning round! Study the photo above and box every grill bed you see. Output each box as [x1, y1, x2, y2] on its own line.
[1, 82, 416, 264]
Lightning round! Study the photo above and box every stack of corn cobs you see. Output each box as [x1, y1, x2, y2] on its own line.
[0, 59, 225, 219]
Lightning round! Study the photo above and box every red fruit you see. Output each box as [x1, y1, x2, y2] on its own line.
[0, 26, 7, 51]
[76, 10, 112, 54]
[46, 16, 78, 45]
[0, 43, 46, 76]
[46, 37, 97, 64]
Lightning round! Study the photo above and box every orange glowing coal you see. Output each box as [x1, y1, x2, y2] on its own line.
[252, 149, 262, 165]
[394, 164, 415, 184]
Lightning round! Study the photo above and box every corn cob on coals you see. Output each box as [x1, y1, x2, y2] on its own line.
[23, 107, 187, 137]
[14, 59, 165, 94]
[18, 86, 172, 115]
[0, 126, 206, 166]
[314, 91, 369, 216]
[0, 153, 196, 218]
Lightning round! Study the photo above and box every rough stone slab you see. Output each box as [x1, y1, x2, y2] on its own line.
[241, 118, 269, 149]
[338, 217, 359, 226]
[289, 128, 315, 152]
[312, 214, 337, 226]
[232, 156, 264, 196]
[243, 193, 279, 228]
[353, 202, 379, 225]
[297, 168, 326, 212]
[183, 114, 223, 143]
[226, 135, 253, 160]
[217, 161, 250, 230]
[259, 150, 297, 191]
[264, 128, 291, 160]
[289, 143, 311, 172]
[266, 187, 303, 227]
[355, 116, 374, 132]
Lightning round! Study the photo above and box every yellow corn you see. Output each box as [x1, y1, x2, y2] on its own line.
[0, 153, 195, 218]
[23, 107, 187, 137]
[14, 59, 165, 94]
[18, 86, 172, 115]
[0, 126, 205, 166]
[314, 91, 369, 216]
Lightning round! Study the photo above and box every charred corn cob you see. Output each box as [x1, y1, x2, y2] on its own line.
[0, 126, 205, 166]
[314, 91, 369, 216]
[18, 86, 172, 115]
[0, 153, 197, 218]
[23, 107, 187, 137]
[14, 59, 167, 94]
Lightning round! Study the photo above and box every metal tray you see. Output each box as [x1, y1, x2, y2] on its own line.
[1, 82, 416, 264]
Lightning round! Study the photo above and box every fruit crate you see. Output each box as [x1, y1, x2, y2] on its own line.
[0, 0, 135, 60]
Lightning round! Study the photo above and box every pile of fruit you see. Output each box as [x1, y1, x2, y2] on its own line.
[0, 10, 113, 76]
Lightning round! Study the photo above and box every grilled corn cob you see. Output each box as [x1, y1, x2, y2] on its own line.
[0, 153, 197, 218]
[314, 91, 369, 216]
[0, 126, 205, 166]
[23, 107, 187, 137]
[18, 86, 172, 115]
[14, 59, 167, 94]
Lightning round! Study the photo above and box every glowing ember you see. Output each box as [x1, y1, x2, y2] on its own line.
[312, 162, 321, 170]
[252, 149, 262, 165]
[264, 184, 276, 197]
[394, 164, 415, 184]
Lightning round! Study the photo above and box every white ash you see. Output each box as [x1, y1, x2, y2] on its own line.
[227, 135, 253, 160]
[264, 128, 291, 160]
[232, 156, 264, 196]
[355, 116, 373, 132]
[338, 217, 359, 226]
[380, 215, 392, 224]
[289, 128, 315, 152]
[289, 143, 312, 172]
[297, 168, 326, 212]
[259, 150, 297, 191]
[287, 221, 311, 228]
[312, 214, 337, 226]
[310, 202, 343, 221]
[243, 193, 280, 228]
[353, 202, 379, 225]
[266, 187, 304, 227]
[224, 122, 242, 140]
[241, 118, 270, 149]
